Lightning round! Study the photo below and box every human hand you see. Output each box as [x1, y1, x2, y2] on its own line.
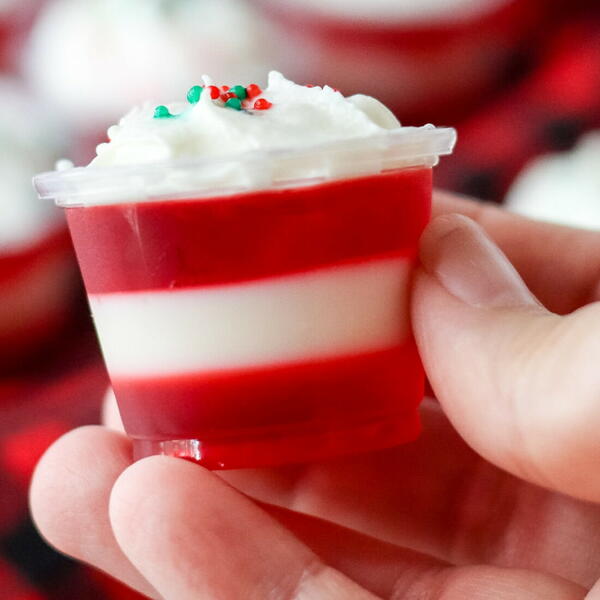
[30, 193, 600, 599]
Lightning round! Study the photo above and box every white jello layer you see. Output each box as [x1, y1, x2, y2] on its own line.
[90, 256, 410, 377]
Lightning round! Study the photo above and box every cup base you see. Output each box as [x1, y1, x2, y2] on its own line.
[132, 412, 421, 470]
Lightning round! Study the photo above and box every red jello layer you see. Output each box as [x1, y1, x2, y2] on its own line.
[0, 228, 75, 367]
[0, 227, 71, 285]
[133, 412, 422, 470]
[112, 344, 423, 441]
[66, 168, 431, 294]
[255, 0, 544, 49]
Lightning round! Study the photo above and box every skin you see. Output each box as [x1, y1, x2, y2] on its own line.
[30, 192, 600, 599]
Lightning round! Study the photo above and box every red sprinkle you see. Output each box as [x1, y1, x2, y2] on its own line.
[221, 85, 230, 91]
[246, 84, 262, 99]
[253, 98, 272, 110]
[207, 85, 220, 99]
[305, 84, 315, 88]
[221, 91, 237, 102]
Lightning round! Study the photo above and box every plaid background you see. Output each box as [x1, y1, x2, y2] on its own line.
[436, 12, 600, 203]
[0, 6, 598, 599]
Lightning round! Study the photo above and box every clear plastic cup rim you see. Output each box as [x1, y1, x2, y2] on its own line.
[34, 125, 456, 208]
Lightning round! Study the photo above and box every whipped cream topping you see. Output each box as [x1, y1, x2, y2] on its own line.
[91, 72, 401, 167]
[0, 79, 65, 251]
[506, 131, 600, 231]
[260, 0, 510, 23]
[35, 73, 455, 206]
[23, 0, 274, 130]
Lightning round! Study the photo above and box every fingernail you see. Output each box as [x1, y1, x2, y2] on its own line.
[420, 214, 539, 308]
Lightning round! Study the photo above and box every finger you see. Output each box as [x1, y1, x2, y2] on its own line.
[222, 402, 600, 589]
[413, 213, 600, 502]
[109, 456, 379, 600]
[110, 455, 585, 600]
[33, 403, 600, 591]
[433, 191, 600, 313]
[29, 426, 158, 599]
[219, 401, 477, 559]
[104, 387, 468, 562]
[586, 580, 600, 599]
[266, 504, 587, 600]
[102, 370, 600, 584]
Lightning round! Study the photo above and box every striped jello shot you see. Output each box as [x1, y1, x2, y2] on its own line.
[35, 73, 455, 468]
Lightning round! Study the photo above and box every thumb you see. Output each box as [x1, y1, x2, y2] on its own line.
[412, 214, 600, 502]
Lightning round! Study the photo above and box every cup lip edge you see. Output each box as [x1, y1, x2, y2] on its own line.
[33, 125, 456, 207]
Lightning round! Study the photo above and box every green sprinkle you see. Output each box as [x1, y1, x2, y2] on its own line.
[231, 85, 247, 100]
[225, 97, 242, 111]
[153, 105, 173, 119]
[187, 85, 203, 104]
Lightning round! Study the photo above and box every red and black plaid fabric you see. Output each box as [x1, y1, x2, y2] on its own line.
[0, 8, 598, 600]
[436, 11, 600, 203]
[0, 311, 145, 600]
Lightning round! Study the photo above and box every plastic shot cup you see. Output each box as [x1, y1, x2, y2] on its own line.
[34, 126, 456, 469]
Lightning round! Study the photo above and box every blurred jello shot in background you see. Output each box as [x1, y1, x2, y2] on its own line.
[506, 130, 600, 231]
[35, 73, 455, 469]
[0, 79, 75, 370]
[22, 0, 272, 163]
[0, 0, 43, 71]
[251, 0, 557, 124]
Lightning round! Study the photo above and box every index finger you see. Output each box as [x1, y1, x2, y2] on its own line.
[433, 191, 600, 314]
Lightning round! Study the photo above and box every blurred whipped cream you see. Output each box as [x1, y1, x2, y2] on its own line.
[506, 131, 600, 231]
[23, 0, 273, 130]
[259, 0, 510, 22]
[0, 0, 36, 13]
[0, 79, 64, 251]
[0, 0, 19, 11]
[92, 72, 401, 167]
